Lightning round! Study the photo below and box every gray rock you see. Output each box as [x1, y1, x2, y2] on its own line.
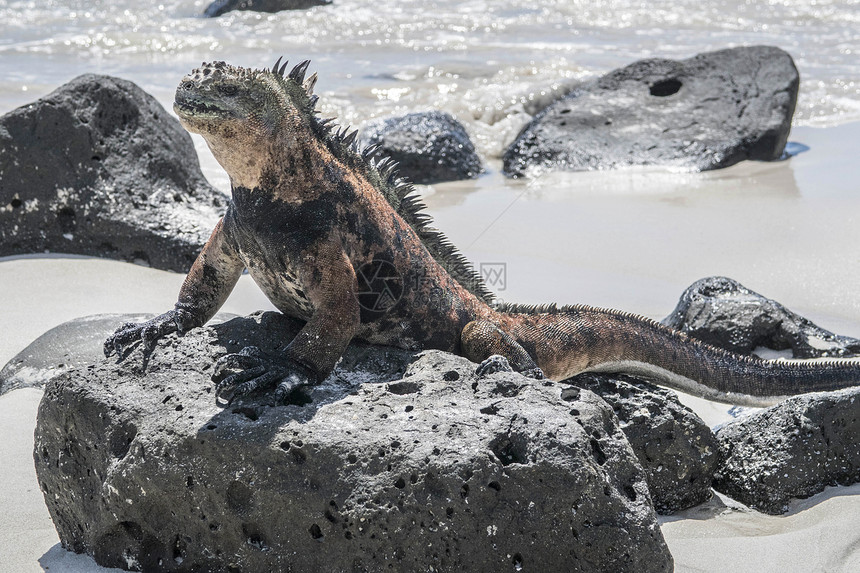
[35, 311, 672, 572]
[204, 0, 331, 17]
[714, 387, 860, 514]
[0, 314, 147, 396]
[662, 276, 860, 359]
[503, 46, 798, 177]
[0, 74, 225, 272]
[0, 314, 238, 396]
[566, 373, 720, 514]
[359, 111, 483, 184]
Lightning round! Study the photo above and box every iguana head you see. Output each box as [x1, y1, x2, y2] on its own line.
[173, 59, 317, 188]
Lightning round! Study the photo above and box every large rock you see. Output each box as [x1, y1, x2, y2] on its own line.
[713, 387, 860, 514]
[34, 311, 672, 572]
[662, 276, 860, 359]
[359, 111, 483, 184]
[0, 314, 149, 396]
[566, 373, 720, 514]
[0, 74, 225, 272]
[204, 0, 331, 17]
[503, 46, 798, 176]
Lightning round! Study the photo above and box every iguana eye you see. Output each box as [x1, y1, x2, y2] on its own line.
[221, 85, 238, 96]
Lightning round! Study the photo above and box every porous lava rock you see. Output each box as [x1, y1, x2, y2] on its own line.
[0, 74, 225, 272]
[503, 46, 798, 176]
[34, 311, 672, 572]
[359, 111, 483, 184]
[203, 0, 331, 17]
[565, 373, 720, 514]
[713, 387, 860, 514]
[662, 276, 860, 359]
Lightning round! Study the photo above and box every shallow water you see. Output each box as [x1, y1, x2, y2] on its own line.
[1, 0, 859, 141]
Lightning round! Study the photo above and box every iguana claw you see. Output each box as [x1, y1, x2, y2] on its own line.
[104, 309, 192, 359]
[476, 355, 545, 379]
[213, 346, 314, 405]
[475, 355, 514, 376]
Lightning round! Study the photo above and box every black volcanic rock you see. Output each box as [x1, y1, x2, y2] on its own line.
[566, 373, 720, 514]
[360, 111, 483, 184]
[714, 387, 860, 514]
[0, 74, 225, 272]
[204, 0, 330, 17]
[662, 276, 860, 359]
[34, 311, 672, 573]
[503, 46, 798, 176]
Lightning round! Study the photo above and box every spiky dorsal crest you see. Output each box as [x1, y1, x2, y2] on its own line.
[262, 57, 495, 305]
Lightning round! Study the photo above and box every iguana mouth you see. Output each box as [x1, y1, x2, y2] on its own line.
[173, 95, 226, 117]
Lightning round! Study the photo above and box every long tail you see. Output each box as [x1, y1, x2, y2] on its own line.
[503, 304, 860, 407]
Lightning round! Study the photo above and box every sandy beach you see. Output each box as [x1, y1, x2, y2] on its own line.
[2, 121, 860, 571]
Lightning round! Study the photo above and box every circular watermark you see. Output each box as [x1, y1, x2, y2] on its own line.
[355, 259, 403, 312]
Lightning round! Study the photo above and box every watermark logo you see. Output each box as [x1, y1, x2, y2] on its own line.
[355, 259, 403, 312]
[480, 262, 507, 291]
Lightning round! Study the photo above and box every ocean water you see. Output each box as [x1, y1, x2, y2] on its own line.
[1, 0, 859, 151]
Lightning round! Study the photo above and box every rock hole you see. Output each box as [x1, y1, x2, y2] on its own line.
[172, 534, 186, 563]
[461, 483, 470, 498]
[480, 404, 500, 416]
[226, 481, 253, 515]
[649, 78, 682, 97]
[242, 523, 268, 550]
[394, 477, 406, 489]
[589, 438, 607, 466]
[488, 481, 501, 491]
[569, 409, 580, 416]
[291, 448, 307, 464]
[109, 425, 137, 460]
[186, 476, 194, 489]
[56, 206, 76, 233]
[344, 531, 353, 540]
[231, 406, 260, 421]
[490, 435, 528, 466]
[387, 380, 420, 395]
[206, 424, 217, 430]
[446, 507, 454, 517]
[391, 440, 401, 449]
[512, 553, 524, 570]
[560, 387, 580, 401]
[347, 453, 358, 464]
[443, 370, 459, 381]
[405, 405, 414, 412]
[175, 404, 183, 412]
[624, 484, 637, 501]
[10, 197, 22, 208]
[309, 523, 324, 540]
[410, 474, 418, 484]
[91, 155, 101, 162]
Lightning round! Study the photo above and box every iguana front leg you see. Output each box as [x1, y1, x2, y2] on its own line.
[104, 218, 244, 358]
[215, 245, 361, 404]
[461, 320, 545, 379]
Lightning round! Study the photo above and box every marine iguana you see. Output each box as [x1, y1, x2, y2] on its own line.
[105, 58, 860, 407]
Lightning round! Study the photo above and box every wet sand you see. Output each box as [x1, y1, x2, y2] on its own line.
[1, 123, 859, 571]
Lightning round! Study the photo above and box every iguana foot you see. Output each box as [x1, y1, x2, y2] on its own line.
[213, 346, 314, 405]
[475, 355, 545, 380]
[104, 309, 193, 358]
[476, 354, 513, 376]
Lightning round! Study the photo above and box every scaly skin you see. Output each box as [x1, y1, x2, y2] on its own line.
[105, 58, 860, 407]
